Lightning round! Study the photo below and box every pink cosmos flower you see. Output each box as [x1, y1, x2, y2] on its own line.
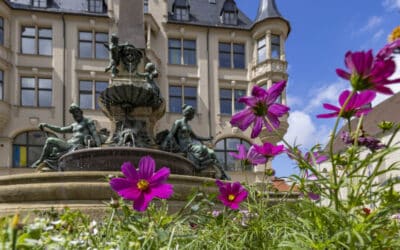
[109, 156, 173, 212]
[216, 180, 248, 210]
[336, 49, 400, 94]
[287, 147, 327, 165]
[229, 144, 267, 166]
[253, 142, 285, 159]
[316, 90, 376, 119]
[230, 81, 289, 138]
[377, 39, 400, 60]
[304, 152, 328, 165]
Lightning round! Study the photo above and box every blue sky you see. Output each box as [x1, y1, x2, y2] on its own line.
[236, 0, 400, 177]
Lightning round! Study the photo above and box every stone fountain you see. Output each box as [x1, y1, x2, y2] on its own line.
[0, 0, 228, 216]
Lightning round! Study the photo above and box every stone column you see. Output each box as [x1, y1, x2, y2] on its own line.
[118, 0, 145, 48]
[266, 31, 271, 60]
[280, 33, 286, 61]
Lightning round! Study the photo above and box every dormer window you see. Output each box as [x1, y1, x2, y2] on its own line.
[172, 0, 190, 21]
[88, 0, 104, 13]
[220, 0, 238, 25]
[32, 0, 47, 8]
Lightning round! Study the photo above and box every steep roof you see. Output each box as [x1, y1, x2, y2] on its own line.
[5, 0, 108, 16]
[167, 0, 252, 29]
[253, 0, 290, 33]
[255, 0, 282, 21]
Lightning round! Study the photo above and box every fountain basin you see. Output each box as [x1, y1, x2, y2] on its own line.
[58, 147, 216, 178]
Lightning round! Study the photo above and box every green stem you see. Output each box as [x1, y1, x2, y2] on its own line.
[328, 91, 355, 211]
[105, 208, 116, 238]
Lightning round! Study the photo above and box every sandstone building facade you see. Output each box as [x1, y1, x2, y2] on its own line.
[0, 0, 290, 182]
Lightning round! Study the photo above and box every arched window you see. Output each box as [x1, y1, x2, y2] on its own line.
[215, 137, 251, 171]
[12, 130, 56, 168]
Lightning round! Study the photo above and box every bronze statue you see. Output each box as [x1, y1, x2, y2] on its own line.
[160, 105, 230, 180]
[137, 62, 160, 98]
[104, 34, 143, 77]
[31, 103, 102, 169]
[104, 34, 121, 78]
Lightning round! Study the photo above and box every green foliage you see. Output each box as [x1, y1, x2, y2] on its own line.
[2, 119, 400, 249]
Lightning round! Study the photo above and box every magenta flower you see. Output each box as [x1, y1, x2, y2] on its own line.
[229, 144, 267, 166]
[216, 180, 248, 210]
[253, 142, 285, 159]
[109, 156, 173, 212]
[304, 152, 328, 165]
[230, 81, 289, 138]
[316, 90, 376, 119]
[341, 131, 386, 151]
[287, 147, 327, 165]
[377, 39, 400, 60]
[336, 49, 400, 94]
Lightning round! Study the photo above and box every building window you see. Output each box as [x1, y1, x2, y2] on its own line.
[215, 138, 251, 171]
[169, 85, 197, 113]
[79, 80, 108, 110]
[13, 131, 56, 168]
[271, 34, 281, 59]
[219, 42, 245, 69]
[32, 0, 47, 8]
[174, 7, 189, 21]
[144, 0, 149, 13]
[0, 70, 3, 100]
[88, 0, 104, 13]
[257, 38, 266, 63]
[21, 26, 52, 55]
[168, 38, 196, 65]
[219, 88, 246, 115]
[79, 31, 108, 59]
[222, 12, 237, 25]
[21, 77, 52, 107]
[0, 17, 3, 45]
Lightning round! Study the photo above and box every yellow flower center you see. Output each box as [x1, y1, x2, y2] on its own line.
[228, 194, 236, 201]
[137, 179, 149, 191]
[389, 26, 400, 42]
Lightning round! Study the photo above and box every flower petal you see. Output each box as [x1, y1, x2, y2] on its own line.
[138, 156, 156, 180]
[264, 81, 286, 104]
[322, 103, 341, 112]
[150, 167, 170, 185]
[251, 117, 263, 138]
[149, 183, 174, 199]
[336, 69, 350, 80]
[251, 85, 268, 99]
[230, 109, 255, 131]
[133, 193, 154, 212]
[110, 178, 141, 200]
[121, 162, 138, 181]
[316, 112, 340, 119]
[238, 96, 257, 106]
[268, 103, 290, 117]
[338, 90, 351, 107]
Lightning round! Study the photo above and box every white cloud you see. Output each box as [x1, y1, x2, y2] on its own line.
[372, 29, 385, 42]
[284, 111, 330, 149]
[286, 94, 303, 108]
[383, 0, 400, 11]
[304, 81, 348, 112]
[360, 16, 383, 33]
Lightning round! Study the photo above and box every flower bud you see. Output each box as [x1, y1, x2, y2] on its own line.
[378, 121, 394, 132]
[265, 168, 275, 177]
[109, 198, 120, 209]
